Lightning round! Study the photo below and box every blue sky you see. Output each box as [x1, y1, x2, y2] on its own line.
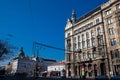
[0, 0, 108, 63]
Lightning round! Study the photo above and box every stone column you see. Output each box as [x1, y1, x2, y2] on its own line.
[92, 64, 94, 78]
[85, 64, 88, 78]
[66, 64, 69, 78]
[77, 63, 80, 78]
[105, 59, 110, 77]
[71, 63, 75, 78]
[79, 64, 82, 78]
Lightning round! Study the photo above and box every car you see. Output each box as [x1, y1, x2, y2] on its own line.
[110, 75, 120, 80]
[95, 75, 108, 80]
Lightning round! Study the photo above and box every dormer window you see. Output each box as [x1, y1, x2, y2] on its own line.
[105, 9, 111, 15]
[116, 3, 120, 9]
[96, 18, 100, 24]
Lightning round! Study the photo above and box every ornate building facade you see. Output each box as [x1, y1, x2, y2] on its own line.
[5, 48, 56, 77]
[65, 0, 120, 78]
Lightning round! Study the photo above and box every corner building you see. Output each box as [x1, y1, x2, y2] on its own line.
[65, 0, 120, 78]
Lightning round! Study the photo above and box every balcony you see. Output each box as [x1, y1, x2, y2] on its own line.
[67, 43, 71, 47]
[91, 36, 95, 40]
[97, 33, 103, 38]
[115, 8, 120, 14]
[81, 58, 92, 63]
[112, 58, 120, 65]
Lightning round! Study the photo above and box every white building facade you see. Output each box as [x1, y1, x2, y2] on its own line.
[47, 62, 65, 72]
[6, 48, 56, 77]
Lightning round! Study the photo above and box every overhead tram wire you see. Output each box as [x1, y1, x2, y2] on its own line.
[33, 41, 67, 52]
[33, 41, 83, 55]
[33, 41, 118, 54]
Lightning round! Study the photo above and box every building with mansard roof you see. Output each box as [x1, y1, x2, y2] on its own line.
[5, 48, 56, 77]
[65, 0, 120, 78]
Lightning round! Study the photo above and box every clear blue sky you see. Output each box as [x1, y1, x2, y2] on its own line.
[0, 0, 108, 62]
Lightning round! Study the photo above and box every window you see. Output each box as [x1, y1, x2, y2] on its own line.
[116, 4, 120, 9]
[114, 49, 119, 58]
[86, 32, 89, 38]
[78, 42, 81, 49]
[96, 18, 99, 24]
[82, 34, 85, 41]
[97, 27, 101, 35]
[67, 39, 71, 51]
[107, 17, 112, 25]
[82, 42, 85, 49]
[78, 35, 80, 41]
[74, 37, 76, 42]
[93, 51, 96, 58]
[87, 51, 91, 58]
[98, 48, 102, 55]
[67, 39, 71, 44]
[109, 28, 115, 35]
[83, 53, 85, 59]
[98, 38, 103, 45]
[111, 49, 119, 59]
[110, 50, 114, 59]
[106, 10, 111, 15]
[89, 22, 93, 27]
[92, 39, 95, 46]
[74, 43, 77, 51]
[74, 30, 77, 34]
[91, 30, 95, 36]
[110, 38, 117, 46]
[87, 40, 90, 48]
[67, 33, 70, 37]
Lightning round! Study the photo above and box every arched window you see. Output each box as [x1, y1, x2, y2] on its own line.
[94, 64, 97, 76]
[100, 63, 106, 75]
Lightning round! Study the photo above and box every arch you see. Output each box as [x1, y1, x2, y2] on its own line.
[94, 64, 97, 77]
[88, 64, 92, 70]
[100, 63, 106, 75]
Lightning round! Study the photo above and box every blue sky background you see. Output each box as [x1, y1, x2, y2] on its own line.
[0, 0, 108, 64]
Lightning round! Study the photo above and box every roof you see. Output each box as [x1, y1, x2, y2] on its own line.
[49, 61, 65, 66]
[76, 6, 101, 23]
[43, 58, 56, 62]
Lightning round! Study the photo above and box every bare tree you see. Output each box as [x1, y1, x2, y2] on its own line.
[0, 39, 17, 60]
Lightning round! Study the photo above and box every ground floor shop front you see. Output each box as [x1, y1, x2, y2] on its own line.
[66, 59, 110, 78]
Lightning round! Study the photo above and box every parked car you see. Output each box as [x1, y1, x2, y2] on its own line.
[110, 75, 120, 80]
[95, 75, 108, 80]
